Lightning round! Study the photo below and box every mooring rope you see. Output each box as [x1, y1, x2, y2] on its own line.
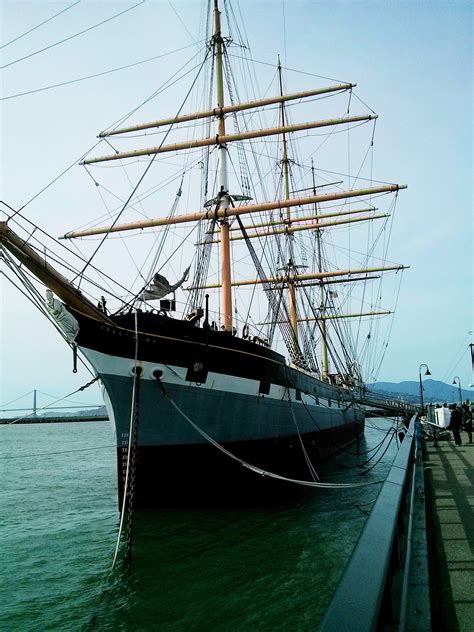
[286, 388, 320, 482]
[156, 380, 383, 489]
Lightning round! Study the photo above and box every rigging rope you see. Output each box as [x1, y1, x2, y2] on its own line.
[100, 50, 208, 137]
[1, 253, 95, 377]
[235, 216, 307, 367]
[337, 428, 396, 470]
[300, 284, 347, 376]
[1, 41, 205, 103]
[286, 388, 320, 481]
[75, 48, 211, 283]
[360, 430, 397, 475]
[1, 1, 145, 70]
[143, 176, 184, 285]
[2, 208, 135, 304]
[0, 0, 80, 51]
[187, 48, 215, 313]
[227, 53, 351, 85]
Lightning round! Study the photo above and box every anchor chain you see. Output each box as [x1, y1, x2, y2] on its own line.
[111, 310, 141, 570]
[125, 366, 141, 562]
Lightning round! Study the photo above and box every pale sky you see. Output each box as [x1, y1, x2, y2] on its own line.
[1, 0, 472, 412]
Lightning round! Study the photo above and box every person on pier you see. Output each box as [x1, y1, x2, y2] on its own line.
[448, 405, 463, 446]
[462, 403, 472, 444]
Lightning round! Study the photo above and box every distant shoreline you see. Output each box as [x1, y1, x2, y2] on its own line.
[0, 416, 109, 425]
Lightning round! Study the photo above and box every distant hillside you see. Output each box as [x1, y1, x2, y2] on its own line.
[37, 406, 107, 419]
[367, 379, 474, 404]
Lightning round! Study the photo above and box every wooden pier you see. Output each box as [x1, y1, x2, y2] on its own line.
[424, 439, 474, 632]
[320, 421, 473, 631]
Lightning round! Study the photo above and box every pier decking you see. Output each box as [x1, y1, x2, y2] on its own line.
[320, 420, 473, 631]
[424, 440, 474, 632]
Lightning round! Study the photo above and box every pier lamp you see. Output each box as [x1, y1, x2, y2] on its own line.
[452, 376, 462, 405]
[418, 364, 431, 414]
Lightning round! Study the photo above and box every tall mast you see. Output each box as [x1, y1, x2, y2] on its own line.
[278, 57, 298, 346]
[213, 0, 232, 331]
[278, 57, 291, 210]
[312, 160, 329, 380]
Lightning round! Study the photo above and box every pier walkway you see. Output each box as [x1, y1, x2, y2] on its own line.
[424, 440, 474, 632]
[320, 420, 473, 631]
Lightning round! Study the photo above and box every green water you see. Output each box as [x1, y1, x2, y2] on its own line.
[1, 419, 398, 630]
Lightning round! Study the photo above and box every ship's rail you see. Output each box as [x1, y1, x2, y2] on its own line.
[319, 415, 429, 631]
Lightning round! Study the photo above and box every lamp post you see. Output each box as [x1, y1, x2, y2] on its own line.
[418, 363, 431, 414]
[452, 376, 462, 405]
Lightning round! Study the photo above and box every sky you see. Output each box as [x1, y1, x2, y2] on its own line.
[1, 0, 472, 413]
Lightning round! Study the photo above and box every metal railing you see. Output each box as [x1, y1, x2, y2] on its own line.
[319, 415, 419, 631]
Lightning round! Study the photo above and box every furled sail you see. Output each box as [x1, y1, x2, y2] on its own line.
[141, 266, 190, 301]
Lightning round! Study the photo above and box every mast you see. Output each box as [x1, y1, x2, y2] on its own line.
[278, 57, 298, 346]
[278, 57, 291, 210]
[312, 160, 329, 380]
[213, 0, 232, 331]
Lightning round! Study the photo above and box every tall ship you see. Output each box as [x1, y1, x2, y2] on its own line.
[1, 1, 407, 506]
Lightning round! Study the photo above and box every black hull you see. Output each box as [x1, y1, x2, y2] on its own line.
[65, 308, 366, 506]
[117, 421, 364, 508]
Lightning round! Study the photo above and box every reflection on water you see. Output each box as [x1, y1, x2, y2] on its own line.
[1, 418, 401, 630]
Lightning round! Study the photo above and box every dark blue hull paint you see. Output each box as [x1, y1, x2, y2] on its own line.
[117, 420, 364, 507]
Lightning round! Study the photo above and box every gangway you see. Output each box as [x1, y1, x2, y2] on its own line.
[358, 390, 420, 417]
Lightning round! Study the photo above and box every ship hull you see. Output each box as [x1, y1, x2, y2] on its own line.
[72, 309, 365, 506]
[115, 423, 363, 506]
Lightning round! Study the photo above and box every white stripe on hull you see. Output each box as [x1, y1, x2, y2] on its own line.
[79, 346, 363, 448]
[80, 347, 346, 409]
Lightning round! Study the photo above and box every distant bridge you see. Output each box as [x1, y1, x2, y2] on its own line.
[0, 415, 108, 425]
[0, 389, 106, 424]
